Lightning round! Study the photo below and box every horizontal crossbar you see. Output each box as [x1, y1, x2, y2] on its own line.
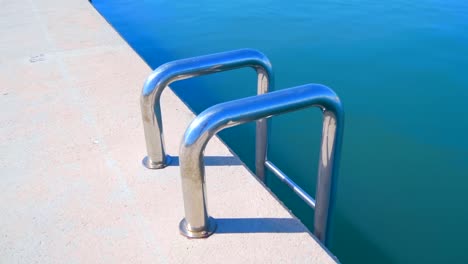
[265, 160, 316, 209]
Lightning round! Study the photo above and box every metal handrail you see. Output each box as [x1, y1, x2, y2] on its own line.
[178, 84, 344, 246]
[140, 49, 273, 176]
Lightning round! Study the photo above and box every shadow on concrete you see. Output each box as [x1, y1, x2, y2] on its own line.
[168, 155, 243, 166]
[214, 218, 306, 234]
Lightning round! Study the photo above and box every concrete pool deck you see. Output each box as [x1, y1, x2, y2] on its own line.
[0, 0, 338, 263]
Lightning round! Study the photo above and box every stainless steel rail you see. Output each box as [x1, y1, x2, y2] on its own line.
[140, 49, 273, 176]
[264, 160, 316, 209]
[178, 84, 344, 246]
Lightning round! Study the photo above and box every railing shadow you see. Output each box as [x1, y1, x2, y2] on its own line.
[214, 218, 307, 234]
[168, 155, 243, 166]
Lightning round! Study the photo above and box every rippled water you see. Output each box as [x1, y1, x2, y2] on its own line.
[93, 1, 468, 262]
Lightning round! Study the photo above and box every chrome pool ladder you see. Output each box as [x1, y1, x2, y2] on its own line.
[139, 50, 344, 247]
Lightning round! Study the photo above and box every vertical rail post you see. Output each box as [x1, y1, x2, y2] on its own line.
[255, 67, 269, 182]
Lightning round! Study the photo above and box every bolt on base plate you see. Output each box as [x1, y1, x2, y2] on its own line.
[179, 217, 217, 239]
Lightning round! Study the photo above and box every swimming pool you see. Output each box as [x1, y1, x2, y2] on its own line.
[92, 1, 468, 263]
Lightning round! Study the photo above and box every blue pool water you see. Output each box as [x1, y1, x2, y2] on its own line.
[92, 1, 468, 263]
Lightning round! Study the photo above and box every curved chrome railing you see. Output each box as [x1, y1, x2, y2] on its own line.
[178, 84, 344, 246]
[140, 49, 273, 176]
